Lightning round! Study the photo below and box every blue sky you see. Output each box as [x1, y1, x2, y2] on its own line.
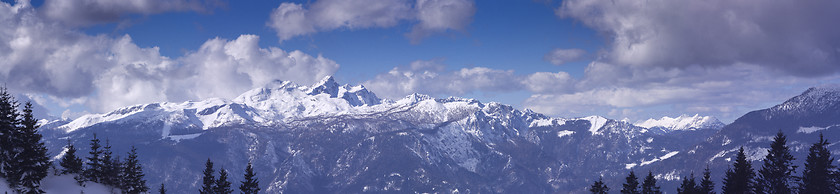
[1, 0, 839, 123]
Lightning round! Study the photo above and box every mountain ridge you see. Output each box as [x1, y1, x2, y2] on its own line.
[35, 76, 740, 193]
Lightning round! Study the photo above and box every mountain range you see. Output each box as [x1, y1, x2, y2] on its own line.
[33, 76, 839, 193]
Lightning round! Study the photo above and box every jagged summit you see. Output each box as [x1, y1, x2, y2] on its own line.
[39, 75, 774, 193]
[772, 84, 840, 114]
[636, 114, 724, 131]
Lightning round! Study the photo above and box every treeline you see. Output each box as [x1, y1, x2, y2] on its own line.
[0, 87, 261, 193]
[590, 132, 839, 194]
[0, 87, 52, 193]
[197, 159, 260, 194]
[58, 133, 149, 193]
[0, 86, 150, 193]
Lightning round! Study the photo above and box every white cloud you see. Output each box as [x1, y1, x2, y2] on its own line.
[0, 2, 339, 113]
[523, 72, 574, 94]
[174, 35, 339, 102]
[40, 0, 222, 26]
[363, 60, 524, 99]
[557, 0, 840, 76]
[543, 48, 586, 65]
[503, 0, 840, 121]
[268, 0, 475, 43]
[523, 62, 837, 121]
[406, 0, 476, 44]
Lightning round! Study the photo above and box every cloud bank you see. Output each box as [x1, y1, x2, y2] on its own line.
[41, 0, 224, 26]
[268, 0, 475, 43]
[366, 0, 840, 121]
[0, 1, 338, 113]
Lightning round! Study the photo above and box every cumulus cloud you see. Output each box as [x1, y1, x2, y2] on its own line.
[40, 0, 223, 26]
[474, 0, 840, 122]
[364, 60, 520, 99]
[523, 72, 574, 94]
[0, 1, 339, 113]
[523, 61, 837, 121]
[556, 0, 840, 76]
[174, 35, 338, 101]
[268, 0, 475, 43]
[543, 48, 586, 65]
[406, 0, 476, 44]
[363, 59, 577, 100]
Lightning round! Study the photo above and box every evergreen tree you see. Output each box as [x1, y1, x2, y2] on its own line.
[590, 177, 610, 194]
[100, 140, 122, 187]
[15, 102, 50, 194]
[121, 146, 149, 194]
[0, 87, 20, 179]
[84, 133, 104, 183]
[59, 141, 83, 174]
[677, 173, 700, 194]
[722, 147, 755, 194]
[214, 168, 233, 194]
[642, 171, 662, 194]
[799, 133, 838, 194]
[700, 166, 716, 194]
[756, 131, 796, 194]
[199, 159, 216, 194]
[621, 171, 641, 194]
[159, 183, 166, 194]
[239, 162, 260, 194]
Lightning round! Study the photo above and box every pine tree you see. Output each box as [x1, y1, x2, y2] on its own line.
[622, 171, 641, 194]
[100, 140, 122, 187]
[215, 168, 233, 194]
[121, 146, 149, 194]
[700, 166, 716, 194]
[159, 183, 166, 194]
[199, 159, 216, 194]
[756, 131, 796, 194]
[15, 102, 50, 194]
[84, 133, 104, 183]
[0, 86, 20, 180]
[678, 173, 700, 194]
[590, 177, 610, 194]
[722, 147, 755, 194]
[59, 141, 83, 174]
[239, 162, 260, 194]
[642, 171, 662, 194]
[799, 133, 838, 194]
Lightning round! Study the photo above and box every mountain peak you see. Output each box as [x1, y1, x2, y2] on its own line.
[307, 75, 340, 97]
[772, 84, 840, 114]
[635, 114, 724, 131]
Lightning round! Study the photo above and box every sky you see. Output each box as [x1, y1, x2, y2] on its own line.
[1, 0, 839, 123]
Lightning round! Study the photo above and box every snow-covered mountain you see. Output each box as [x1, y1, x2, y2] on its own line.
[37, 76, 727, 193]
[636, 114, 724, 132]
[627, 84, 840, 192]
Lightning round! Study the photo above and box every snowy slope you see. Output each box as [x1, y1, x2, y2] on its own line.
[633, 84, 840, 192]
[636, 114, 724, 131]
[38, 76, 724, 193]
[0, 175, 115, 194]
